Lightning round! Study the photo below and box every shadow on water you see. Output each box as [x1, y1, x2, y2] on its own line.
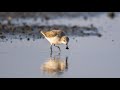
[40, 52, 68, 77]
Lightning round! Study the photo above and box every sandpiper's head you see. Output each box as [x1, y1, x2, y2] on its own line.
[61, 36, 69, 50]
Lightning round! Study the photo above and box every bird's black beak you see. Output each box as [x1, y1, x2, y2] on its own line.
[66, 44, 69, 50]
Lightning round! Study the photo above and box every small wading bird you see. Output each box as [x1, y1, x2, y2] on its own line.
[41, 30, 69, 52]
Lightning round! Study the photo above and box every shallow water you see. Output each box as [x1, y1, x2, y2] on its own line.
[0, 12, 120, 78]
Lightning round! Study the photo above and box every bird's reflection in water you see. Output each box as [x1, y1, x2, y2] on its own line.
[41, 52, 68, 76]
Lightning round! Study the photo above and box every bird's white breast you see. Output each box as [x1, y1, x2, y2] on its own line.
[46, 36, 61, 45]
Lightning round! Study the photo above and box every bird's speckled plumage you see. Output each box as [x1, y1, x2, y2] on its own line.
[41, 30, 69, 51]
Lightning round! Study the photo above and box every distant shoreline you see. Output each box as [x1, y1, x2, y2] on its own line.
[0, 12, 105, 19]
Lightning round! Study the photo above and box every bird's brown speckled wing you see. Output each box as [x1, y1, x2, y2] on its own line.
[44, 30, 65, 38]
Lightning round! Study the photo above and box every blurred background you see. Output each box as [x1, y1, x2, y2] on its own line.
[0, 12, 120, 78]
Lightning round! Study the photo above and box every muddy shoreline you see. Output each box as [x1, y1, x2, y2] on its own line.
[0, 24, 101, 42]
[0, 12, 116, 42]
[0, 12, 104, 19]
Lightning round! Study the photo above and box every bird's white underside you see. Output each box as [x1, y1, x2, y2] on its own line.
[46, 36, 61, 45]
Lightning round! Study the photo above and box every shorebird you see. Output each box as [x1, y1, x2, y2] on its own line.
[41, 30, 69, 52]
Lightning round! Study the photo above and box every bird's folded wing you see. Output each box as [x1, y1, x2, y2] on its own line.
[45, 30, 65, 38]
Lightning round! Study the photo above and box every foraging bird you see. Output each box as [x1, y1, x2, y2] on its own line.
[41, 30, 69, 52]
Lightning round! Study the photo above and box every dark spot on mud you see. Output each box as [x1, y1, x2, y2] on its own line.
[112, 40, 114, 42]
[27, 38, 30, 41]
[0, 35, 6, 39]
[76, 40, 78, 42]
[0, 32, 2, 35]
[97, 34, 102, 37]
[33, 38, 35, 41]
[6, 39, 8, 41]
[44, 16, 50, 20]
[20, 37, 22, 40]
[83, 16, 88, 20]
[107, 12, 115, 19]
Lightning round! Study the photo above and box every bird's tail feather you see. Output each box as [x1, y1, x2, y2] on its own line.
[41, 31, 46, 37]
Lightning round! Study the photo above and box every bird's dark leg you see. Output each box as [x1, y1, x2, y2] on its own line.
[65, 56, 68, 69]
[50, 45, 53, 57]
[58, 52, 60, 56]
[50, 52, 52, 57]
[50, 45, 52, 51]
[54, 44, 61, 52]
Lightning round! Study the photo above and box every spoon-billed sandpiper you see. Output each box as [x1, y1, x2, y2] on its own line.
[41, 30, 69, 52]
